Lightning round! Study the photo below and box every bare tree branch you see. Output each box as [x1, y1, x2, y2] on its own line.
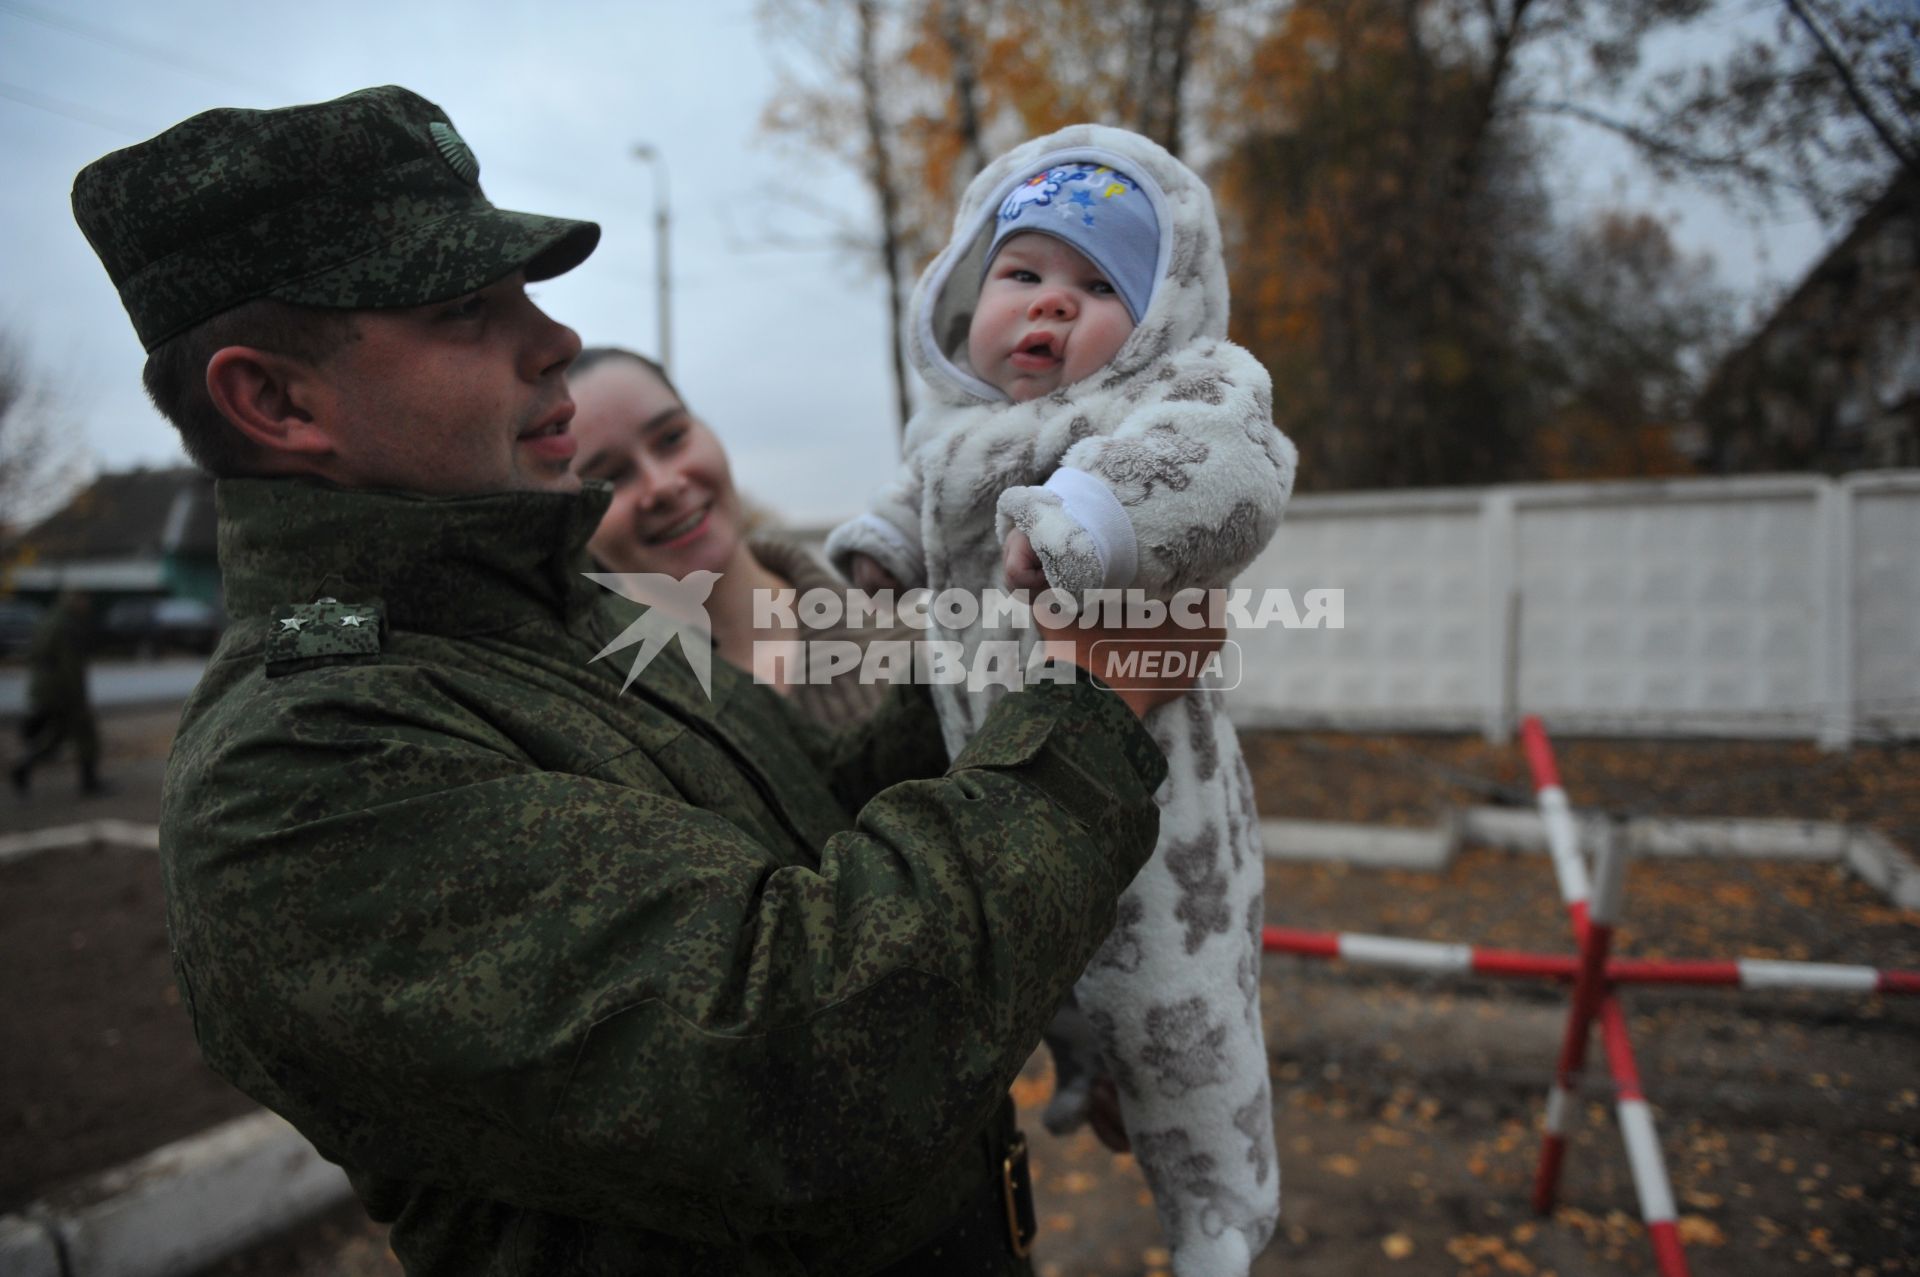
[1781, 0, 1920, 172]
[1515, 96, 1821, 202]
[0, 332, 87, 536]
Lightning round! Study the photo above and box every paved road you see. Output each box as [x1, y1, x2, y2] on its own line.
[0, 657, 207, 715]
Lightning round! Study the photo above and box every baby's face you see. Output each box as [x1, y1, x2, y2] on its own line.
[968, 232, 1135, 403]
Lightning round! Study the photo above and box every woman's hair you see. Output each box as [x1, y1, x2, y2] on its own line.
[571, 347, 683, 405]
[570, 345, 774, 535]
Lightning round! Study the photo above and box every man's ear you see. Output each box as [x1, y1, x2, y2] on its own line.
[204, 346, 335, 458]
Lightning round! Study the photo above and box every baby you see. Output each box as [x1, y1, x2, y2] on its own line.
[828, 124, 1295, 1277]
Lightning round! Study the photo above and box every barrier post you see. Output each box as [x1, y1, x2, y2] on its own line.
[1599, 997, 1690, 1276]
[1258, 712, 1917, 1271]
[1533, 821, 1626, 1214]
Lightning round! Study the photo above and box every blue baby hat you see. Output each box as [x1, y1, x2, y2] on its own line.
[983, 163, 1159, 322]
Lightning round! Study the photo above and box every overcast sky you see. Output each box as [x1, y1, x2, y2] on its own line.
[2, 0, 1835, 527]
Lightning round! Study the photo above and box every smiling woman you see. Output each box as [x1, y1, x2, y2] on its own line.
[568, 346, 911, 727]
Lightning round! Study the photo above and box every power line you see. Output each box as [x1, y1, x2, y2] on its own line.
[0, 80, 144, 137]
[0, 0, 280, 97]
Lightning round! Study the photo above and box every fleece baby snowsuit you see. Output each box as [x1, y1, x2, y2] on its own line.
[827, 125, 1296, 1277]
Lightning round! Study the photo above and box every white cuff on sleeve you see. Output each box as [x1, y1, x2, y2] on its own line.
[857, 513, 920, 567]
[826, 512, 921, 583]
[1043, 467, 1138, 588]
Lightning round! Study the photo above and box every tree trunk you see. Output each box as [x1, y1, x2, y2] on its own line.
[941, 0, 987, 180]
[856, 0, 915, 439]
[1130, 0, 1201, 155]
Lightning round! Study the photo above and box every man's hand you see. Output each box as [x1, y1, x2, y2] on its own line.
[1002, 530, 1048, 592]
[1035, 591, 1226, 719]
[848, 552, 903, 596]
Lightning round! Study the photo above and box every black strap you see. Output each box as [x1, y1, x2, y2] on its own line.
[870, 1124, 1036, 1275]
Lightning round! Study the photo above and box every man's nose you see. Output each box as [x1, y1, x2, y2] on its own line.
[1028, 288, 1077, 321]
[522, 300, 583, 380]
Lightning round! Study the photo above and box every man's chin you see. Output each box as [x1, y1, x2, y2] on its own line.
[514, 466, 584, 496]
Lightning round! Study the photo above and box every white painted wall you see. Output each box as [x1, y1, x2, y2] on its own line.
[1230, 471, 1920, 745]
[1232, 488, 1491, 732]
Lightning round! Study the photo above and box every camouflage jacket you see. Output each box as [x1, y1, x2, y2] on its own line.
[26, 596, 92, 712]
[161, 478, 1167, 1276]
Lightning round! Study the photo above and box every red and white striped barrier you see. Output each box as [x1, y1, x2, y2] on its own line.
[1522, 716, 1592, 937]
[1599, 996, 1689, 1276]
[1261, 714, 1914, 1273]
[1259, 927, 1920, 994]
[1619, 957, 1920, 994]
[1534, 783, 1629, 1215]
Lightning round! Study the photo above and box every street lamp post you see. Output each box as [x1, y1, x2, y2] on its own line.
[630, 143, 672, 378]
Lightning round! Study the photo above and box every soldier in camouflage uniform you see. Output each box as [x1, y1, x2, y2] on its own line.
[72, 86, 1211, 1274]
[9, 590, 105, 796]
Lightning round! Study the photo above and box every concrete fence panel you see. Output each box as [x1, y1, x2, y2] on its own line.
[1234, 488, 1490, 733]
[1221, 470, 1920, 746]
[803, 470, 1917, 745]
[1849, 473, 1920, 742]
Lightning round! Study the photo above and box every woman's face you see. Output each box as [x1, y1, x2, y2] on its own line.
[569, 358, 744, 578]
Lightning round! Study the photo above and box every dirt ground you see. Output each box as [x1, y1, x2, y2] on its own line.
[0, 704, 259, 1213]
[1245, 730, 1920, 847]
[3, 705, 1916, 1275]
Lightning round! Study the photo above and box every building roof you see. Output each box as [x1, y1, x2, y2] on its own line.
[1701, 170, 1919, 406]
[6, 466, 217, 562]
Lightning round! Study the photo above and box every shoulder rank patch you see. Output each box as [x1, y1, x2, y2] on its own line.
[265, 597, 383, 664]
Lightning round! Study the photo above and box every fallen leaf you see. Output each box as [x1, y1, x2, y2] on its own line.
[1381, 1234, 1415, 1259]
[1677, 1216, 1726, 1246]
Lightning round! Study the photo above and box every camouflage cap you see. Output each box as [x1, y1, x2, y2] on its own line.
[71, 85, 600, 351]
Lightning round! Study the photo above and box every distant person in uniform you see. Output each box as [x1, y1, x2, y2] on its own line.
[71, 86, 1220, 1274]
[10, 590, 107, 797]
